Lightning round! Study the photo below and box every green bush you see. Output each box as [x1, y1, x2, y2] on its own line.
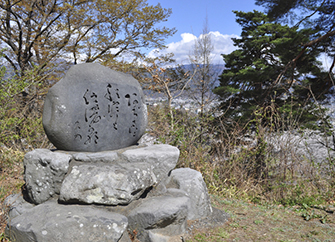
[0, 66, 52, 151]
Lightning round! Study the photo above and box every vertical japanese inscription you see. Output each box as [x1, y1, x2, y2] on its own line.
[129, 93, 140, 137]
[73, 83, 142, 146]
[83, 89, 100, 145]
[104, 84, 120, 130]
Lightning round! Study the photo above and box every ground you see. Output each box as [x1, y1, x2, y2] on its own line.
[184, 195, 335, 241]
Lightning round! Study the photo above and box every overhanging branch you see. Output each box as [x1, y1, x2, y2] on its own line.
[274, 30, 335, 86]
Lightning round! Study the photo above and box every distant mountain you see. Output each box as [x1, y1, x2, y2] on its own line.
[143, 64, 225, 112]
[143, 63, 224, 93]
[179, 63, 225, 72]
[178, 63, 225, 88]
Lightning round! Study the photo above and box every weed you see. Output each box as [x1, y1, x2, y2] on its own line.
[216, 228, 229, 239]
[0, 232, 10, 242]
[254, 220, 264, 225]
[298, 203, 331, 224]
[229, 222, 240, 228]
[193, 234, 207, 242]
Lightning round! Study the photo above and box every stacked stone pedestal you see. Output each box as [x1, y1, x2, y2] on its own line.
[4, 144, 218, 242]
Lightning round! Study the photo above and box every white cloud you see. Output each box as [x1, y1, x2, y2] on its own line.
[148, 31, 238, 65]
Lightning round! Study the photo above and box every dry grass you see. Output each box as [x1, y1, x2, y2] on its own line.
[185, 195, 335, 242]
[147, 105, 335, 206]
[0, 148, 25, 241]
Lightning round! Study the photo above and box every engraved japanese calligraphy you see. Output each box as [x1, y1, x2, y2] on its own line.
[73, 84, 142, 147]
[43, 63, 147, 152]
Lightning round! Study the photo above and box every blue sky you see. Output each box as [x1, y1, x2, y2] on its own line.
[145, 0, 264, 64]
[147, 0, 264, 42]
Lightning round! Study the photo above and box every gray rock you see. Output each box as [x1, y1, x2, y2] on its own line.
[121, 144, 179, 182]
[167, 168, 213, 220]
[266, 130, 335, 168]
[22, 145, 179, 206]
[24, 149, 71, 204]
[43, 63, 147, 152]
[166, 188, 188, 197]
[5, 200, 128, 242]
[147, 182, 168, 197]
[3, 194, 34, 220]
[59, 162, 156, 205]
[70, 150, 119, 163]
[148, 232, 183, 242]
[127, 195, 189, 242]
[118, 232, 132, 242]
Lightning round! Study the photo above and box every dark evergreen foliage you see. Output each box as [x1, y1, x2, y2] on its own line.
[256, 0, 335, 73]
[214, 11, 331, 128]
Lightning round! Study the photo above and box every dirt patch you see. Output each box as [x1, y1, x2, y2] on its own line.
[183, 207, 230, 239]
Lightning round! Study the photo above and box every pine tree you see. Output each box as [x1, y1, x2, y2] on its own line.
[255, 0, 335, 74]
[214, 11, 331, 129]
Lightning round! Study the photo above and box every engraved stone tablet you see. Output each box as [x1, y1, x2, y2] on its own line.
[43, 63, 147, 152]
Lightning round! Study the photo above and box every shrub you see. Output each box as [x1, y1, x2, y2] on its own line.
[147, 102, 335, 206]
[0, 66, 53, 151]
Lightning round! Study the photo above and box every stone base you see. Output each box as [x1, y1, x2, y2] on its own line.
[24, 144, 180, 205]
[5, 197, 127, 242]
[5, 194, 189, 242]
[3, 145, 229, 241]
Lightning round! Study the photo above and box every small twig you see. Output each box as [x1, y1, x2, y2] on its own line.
[294, 0, 326, 28]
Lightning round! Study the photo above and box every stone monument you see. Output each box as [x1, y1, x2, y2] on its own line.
[42, 63, 147, 152]
[3, 63, 228, 242]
